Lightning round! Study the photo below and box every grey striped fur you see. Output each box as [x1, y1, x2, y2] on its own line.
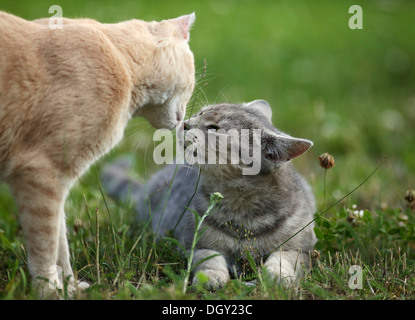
[101, 100, 316, 287]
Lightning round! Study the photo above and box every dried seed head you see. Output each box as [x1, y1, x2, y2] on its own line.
[73, 218, 83, 233]
[318, 153, 335, 169]
[404, 189, 414, 203]
[311, 250, 320, 259]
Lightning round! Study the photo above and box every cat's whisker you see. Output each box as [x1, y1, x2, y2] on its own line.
[130, 138, 152, 179]
[185, 100, 202, 120]
[124, 126, 153, 142]
[122, 126, 153, 144]
[193, 83, 210, 107]
[214, 85, 230, 105]
[183, 163, 195, 178]
[126, 121, 149, 128]
[126, 121, 152, 131]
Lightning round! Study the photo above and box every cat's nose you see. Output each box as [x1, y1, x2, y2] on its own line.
[176, 111, 183, 123]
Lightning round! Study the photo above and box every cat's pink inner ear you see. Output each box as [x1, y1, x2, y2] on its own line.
[170, 13, 196, 40]
[287, 138, 313, 160]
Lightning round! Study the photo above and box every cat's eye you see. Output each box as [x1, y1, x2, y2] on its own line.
[206, 124, 219, 131]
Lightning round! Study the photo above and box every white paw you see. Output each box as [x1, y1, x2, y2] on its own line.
[35, 278, 90, 299]
[192, 269, 230, 289]
[275, 272, 297, 287]
[76, 280, 91, 290]
[264, 265, 298, 287]
[66, 279, 91, 297]
[35, 277, 64, 300]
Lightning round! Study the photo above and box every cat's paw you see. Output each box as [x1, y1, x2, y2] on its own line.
[66, 279, 91, 297]
[36, 282, 63, 300]
[264, 265, 298, 288]
[76, 280, 91, 290]
[192, 269, 230, 289]
[274, 272, 297, 288]
[35, 278, 90, 299]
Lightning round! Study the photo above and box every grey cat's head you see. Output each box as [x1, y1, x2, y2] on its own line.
[183, 100, 312, 176]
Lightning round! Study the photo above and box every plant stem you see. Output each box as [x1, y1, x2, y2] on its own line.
[182, 192, 223, 294]
[95, 206, 100, 285]
[323, 168, 327, 211]
[272, 160, 382, 253]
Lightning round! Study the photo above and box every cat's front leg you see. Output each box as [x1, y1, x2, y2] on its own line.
[57, 211, 90, 295]
[8, 155, 85, 299]
[264, 250, 308, 287]
[191, 249, 230, 289]
[9, 168, 65, 299]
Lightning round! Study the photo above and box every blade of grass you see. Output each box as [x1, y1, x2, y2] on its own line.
[273, 160, 383, 254]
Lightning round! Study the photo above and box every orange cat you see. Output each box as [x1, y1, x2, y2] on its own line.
[0, 11, 195, 298]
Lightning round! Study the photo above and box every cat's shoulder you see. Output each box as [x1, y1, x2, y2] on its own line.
[0, 11, 107, 46]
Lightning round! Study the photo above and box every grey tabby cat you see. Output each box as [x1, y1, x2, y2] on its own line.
[102, 100, 316, 287]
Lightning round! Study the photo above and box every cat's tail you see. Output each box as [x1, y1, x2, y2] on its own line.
[100, 157, 143, 205]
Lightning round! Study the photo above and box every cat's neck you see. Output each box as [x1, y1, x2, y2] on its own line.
[103, 20, 154, 71]
[101, 20, 157, 115]
[199, 165, 297, 217]
[200, 166, 283, 195]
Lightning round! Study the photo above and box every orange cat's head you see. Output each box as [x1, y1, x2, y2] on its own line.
[139, 13, 196, 130]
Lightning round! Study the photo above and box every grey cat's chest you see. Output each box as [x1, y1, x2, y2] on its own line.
[191, 186, 295, 257]
[203, 198, 289, 237]
[143, 163, 314, 258]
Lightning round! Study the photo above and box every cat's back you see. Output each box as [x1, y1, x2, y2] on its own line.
[0, 11, 130, 103]
[0, 12, 44, 164]
[0, 11, 39, 34]
[0, 11, 128, 109]
[0, 12, 41, 76]
[0, 12, 132, 177]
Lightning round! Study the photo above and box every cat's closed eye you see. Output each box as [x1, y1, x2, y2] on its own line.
[206, 124, 219, 131]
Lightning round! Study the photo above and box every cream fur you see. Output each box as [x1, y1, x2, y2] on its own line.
[0, 11, 195, 298]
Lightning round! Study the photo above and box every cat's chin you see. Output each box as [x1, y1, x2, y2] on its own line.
[159, 116, 185, 130]
[163, 123, 177, 130]
[147, 119, 177, 130]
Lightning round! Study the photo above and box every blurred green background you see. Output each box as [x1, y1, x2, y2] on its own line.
[1, 0, 414, 210]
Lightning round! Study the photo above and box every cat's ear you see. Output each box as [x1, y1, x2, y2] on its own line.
[243, 100, 272, 121]
[262, 132, 313, 163]
[168, 13, 196, 41]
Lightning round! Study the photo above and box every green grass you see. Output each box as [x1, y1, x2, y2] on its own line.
[1, 0, 414, 299]
[1, 179, 414, 300]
